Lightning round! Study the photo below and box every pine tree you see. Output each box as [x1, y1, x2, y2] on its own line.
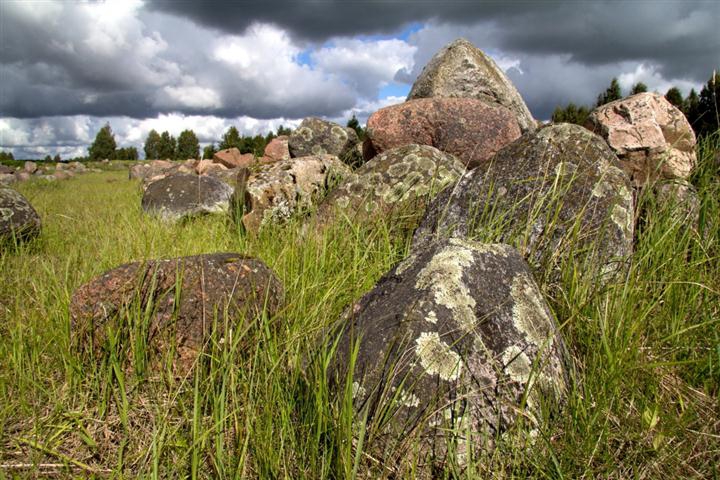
[596, 78, 622, 107]
[88, 122, 117, 160]
[346, 114, 365, 139]
[696, 71, 720, 137]
[176, 129, 200, 160]
[631, 82, 648, 95]
[53, 154, 61, 163]
[665, 87, 684, 109]
[157, 131, 176, 159]
[202, 143, 217, 160]
[144, 130, 161, 160]
[219, 126, 242, 150]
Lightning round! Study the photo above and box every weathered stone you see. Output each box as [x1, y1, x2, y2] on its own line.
[196, 159, 227, 176]
[329, 238, 569, 475]
[315, 144, 464, 225]
[414, 124, 634, 283]
[288, 117, 359, 159]
[234, 154, 351, 233]
[141, 173, 234, 222]
[654, 179, 701, 231]
[0, 187, 41, 244]
[23, 161, 37, 174]
[213, 148, 255, 169]
[365, 98, 522, 169]
[407, 38, 535, 133]
[129, 162, 182, 187]
[55, 162, 67, 171]
[0, 173, 16, 184]
[0, 165, 14, 174]
[70, 253, 283, 372]
[16, 172, 31, 182]
[263, 135, 290, 162]
[53, 170, 70, 180]
[69, 161, 87, 172]
[585, 92, 696, 187]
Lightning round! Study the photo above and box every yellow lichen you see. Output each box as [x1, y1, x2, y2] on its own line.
[415, 331, 462, 381]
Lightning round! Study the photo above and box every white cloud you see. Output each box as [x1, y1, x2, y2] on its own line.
[617, 63, 701, 96]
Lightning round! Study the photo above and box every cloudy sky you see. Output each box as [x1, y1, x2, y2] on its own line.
[1, 0, 718, 159]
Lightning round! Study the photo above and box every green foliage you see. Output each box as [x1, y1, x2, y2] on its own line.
[176, 129, 200, 160]
[631, 82, 648, 94]
[665, 87, 684, 109]
[346, 114, 365, 140]
[156, 131, 176, 160]
[115, 147, 138, 161]
[551, 102, 591, 125]
[53, 154, 61, 163]
[43, 155, 51, 162]
[143, 129, 161, 160]
[219, 126, 243, 151]
[596, 77, 623, 107]
[694, 71, 720, 137]
[88, 122, 117, 160]
[276, 125, 292, 136]
[0, 151, 15, 162]
[202, 143, 217, 160]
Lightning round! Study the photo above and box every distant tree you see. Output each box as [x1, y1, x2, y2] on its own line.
[0, 151, 14, 161]
[346, 114, 365, 140]
[249, 134, 266, 156]
[276, 125, 292, 136]
[596, 78, 623, 107]
[116, 147, 139, 160]
[176, 129, 200, 159]
[43, 154, 52, 162]
[88, 122, 117, 160]
[157, 131, 176, 159]
[53, 154, 61, 162]
[665, 87, 685, 109]
[202, 143, 217, 160]
[684, 88, 701, 128]
[144, 129, 161, 159]
[631, 82, 648, 95]
[219, 126, 243, 150]
[695, 71, 720, 137]
[551, 102, 591, 125]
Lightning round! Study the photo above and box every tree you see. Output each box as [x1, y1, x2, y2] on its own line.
[684, 88, 701, 128]
[276, 125, 292, 136]
[551, 102, 590, 125]
[88, 122, 117, 160]
[665, 87, 684, 109]
[116, 147, 139, 160]
[157, 131, 176, 159]
[43, 154, 52, 162]
[219, 126, 243, 150]
[144, 129, 161, 159]
[631, 82, 648, 95]
[346, 114, 365, 140]
[202, 143, 217, 160]
[176, 129, 200, 160]
[53, 154, 61, 162]
[0, 151, 14, 161]
[596, 78, 622, 107]
[695, 71, 720, 137]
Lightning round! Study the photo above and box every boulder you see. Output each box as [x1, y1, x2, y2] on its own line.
[213, 148, 255, 169]
[16, 172, 31, 182]
[288, 117, 359, 159]
[69, 161, 87, 172]
[584, 92, 696, 187]
[53, 170, 71, 180]
[0, 187, 41, 244]
[196, 159, 228, 176]
[0, 173, 16, 184]
[234, 154, 351, 233]
[329, 238, 570, 475]
[364, 97, 522, 169]
[141, 173, 234, 222]
[263, 135, 290, 162]
[407, 38, 535, 133]
[23, 161, 37, 174]
[55, 162, 67, 171]
[0, 165, 14, 174]
[129, 162, 182, 188]
[414, 124, 634, 283]
[654, 179, 701, 232]
[70, 253, 283, 372]
[314, 144, 464, 225]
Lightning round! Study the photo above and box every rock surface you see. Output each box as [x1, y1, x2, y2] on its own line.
[330, 238, 569, 475]
[70, 253, 283, 372]
[235, 154, 351, 233]
[585, 92, 696, 187]
[0, 187, 42, 243]
[315, 144, 464, 225]
[23, 161, 37, 174]
[213, 148, 255, 169]
[288, 117, 359, 159]
[364, 98, 522, 169]
[414, 124, 634, 283]
[263, 135, 290, 162]
[407, 38, 535, 133]
[141, 173, 234, 222]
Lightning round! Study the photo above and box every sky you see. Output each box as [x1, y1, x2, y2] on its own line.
[1, 0, 718, 160]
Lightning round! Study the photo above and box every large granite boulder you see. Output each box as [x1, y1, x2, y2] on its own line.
[414, 124, 634, 283]
[213, 148, 255, 169]
[0, 173, 16, 185]
[584, 92, 696, 187]
[129, 162, 182, 187]
[329, 238, 570, 476]
[315, 144, 464, 225]
[407, 38, 535, 133]
[23, 161, 37, 174]
[141, 173, 234, 222]
[0, 165, 14, 175]
[262, 135, 290, 162]
[234, 154, 351, 233]
[288, 117, 359, 159]
[364, 98, 522, 169]
[0, 187, 41, 244]
[70, 253, 283, 372]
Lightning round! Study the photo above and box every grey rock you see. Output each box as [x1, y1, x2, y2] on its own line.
[23, 161, 37, 174]
[407, 38, 535, 133]
[141, 173, 234, 222]
[414, 124, 634, 283]
[288, 117, 359, 159]
[0, 187, 41, 244]
[329, 238, 570, 475]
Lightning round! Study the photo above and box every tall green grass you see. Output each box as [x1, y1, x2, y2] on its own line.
[0, 134, 718, 478]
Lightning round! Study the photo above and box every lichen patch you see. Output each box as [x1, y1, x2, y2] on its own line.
[510, 273, 553, 346]
[415, 331, 462, 381]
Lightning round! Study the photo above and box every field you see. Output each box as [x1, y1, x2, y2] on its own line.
[1, 135, 719, 478]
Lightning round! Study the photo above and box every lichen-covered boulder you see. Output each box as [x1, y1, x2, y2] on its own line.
[129, 162, 182, 187]
[407, 38, 535, 133]
[234, 154, 351, 233]
[584, 92, 696, 187]
[288, 117, 359, 159]
[414, 124, 634, 283]
[141, 173, 233, 222]
[0, 187, 41, 244]
[364, 98, 522, 169]
[329, 238, 570, 475]
[70, 253, 283, 372]
[314, 144, 464, 225]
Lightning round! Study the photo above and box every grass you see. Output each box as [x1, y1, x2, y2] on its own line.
[1, 133, 719, 478]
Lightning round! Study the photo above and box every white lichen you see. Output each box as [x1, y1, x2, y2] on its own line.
[415, 331, 462, 381]
[510, 273, 553, 346]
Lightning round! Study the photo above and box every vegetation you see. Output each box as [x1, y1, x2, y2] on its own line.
[88, 123, 117, 161]
[0, 130, 718, 477]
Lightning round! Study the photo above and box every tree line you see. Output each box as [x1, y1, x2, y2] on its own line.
[552, 71, 719, 137]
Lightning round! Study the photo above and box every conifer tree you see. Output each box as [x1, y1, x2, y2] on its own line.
[88, 122, 117, 160]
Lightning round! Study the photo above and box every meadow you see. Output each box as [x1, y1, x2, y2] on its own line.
[0, 133, 718, 478]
